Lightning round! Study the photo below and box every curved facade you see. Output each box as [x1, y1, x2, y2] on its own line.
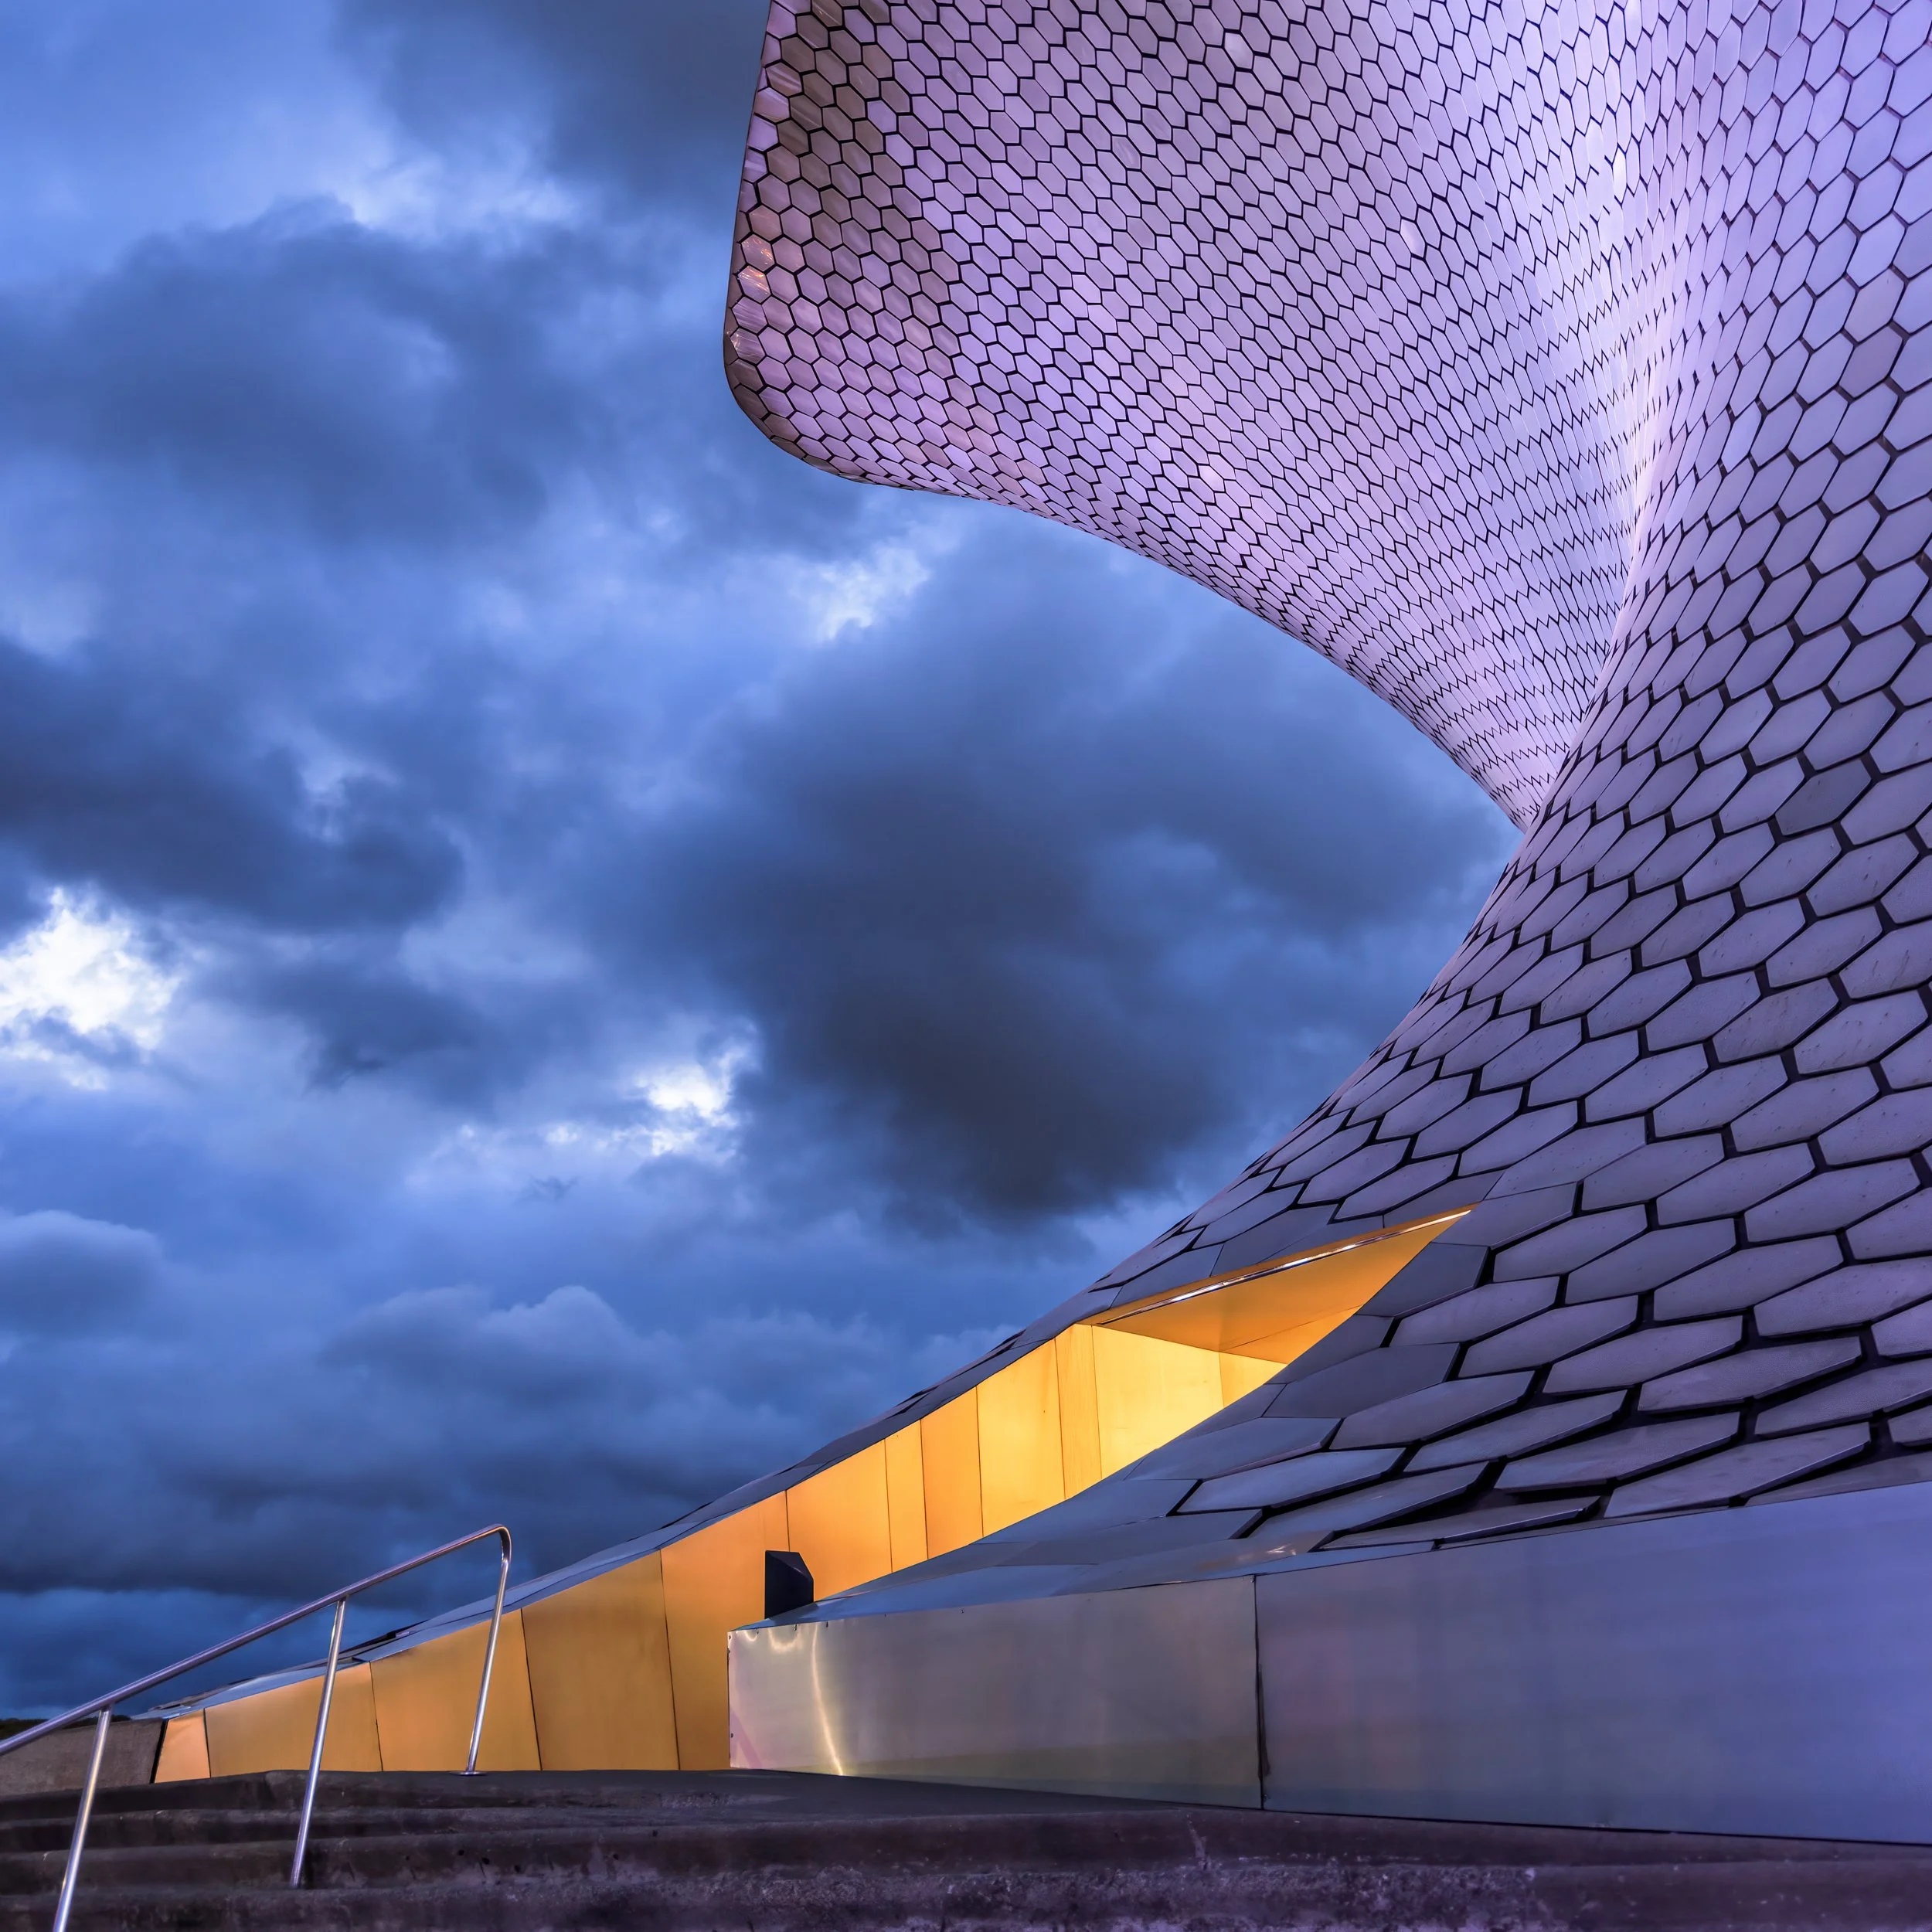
[726, 0, 1675, 824]
[151, 0, 1932, 1832]
[719, 0, 1932, 1836]
[724, 0, 1932, 1556]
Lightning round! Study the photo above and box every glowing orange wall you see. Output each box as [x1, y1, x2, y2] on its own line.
[158, 1213, 1461, 1776]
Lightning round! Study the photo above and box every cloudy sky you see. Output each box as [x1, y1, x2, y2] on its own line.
[0, 0, 1515, 1711]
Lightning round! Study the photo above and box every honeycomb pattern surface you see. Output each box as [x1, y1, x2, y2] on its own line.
[729, 0, 1932, 1554]
[726, 0, 1681, 823]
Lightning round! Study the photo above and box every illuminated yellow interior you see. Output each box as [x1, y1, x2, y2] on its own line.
[156, 1208, 1464, 1776]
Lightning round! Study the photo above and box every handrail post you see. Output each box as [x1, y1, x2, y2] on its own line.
[50, 1707, 111, 1932]
[288, 1597, 348, 1888]
[0, 1522, 511, 1923]
[462, 1530, 512, 1776]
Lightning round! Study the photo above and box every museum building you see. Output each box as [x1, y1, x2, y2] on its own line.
[141, 0, 1932, 1842]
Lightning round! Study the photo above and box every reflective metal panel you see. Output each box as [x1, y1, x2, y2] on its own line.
[730, 1577, 1260, 1808]
[1258, 1481, 1932, 1843]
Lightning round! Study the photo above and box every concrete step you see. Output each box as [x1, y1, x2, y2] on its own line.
[0, 1771, 1925, 1930]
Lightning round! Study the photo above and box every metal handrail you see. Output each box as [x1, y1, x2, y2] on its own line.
[0, 1524, 511, 1930]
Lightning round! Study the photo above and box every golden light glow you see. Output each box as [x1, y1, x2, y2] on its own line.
[787, 1442, 893, 1597]
[1090, 1325, 1226, 1472]
[976, 1344, 1066, 1534]
[155, 1711, 209, 1783]
[155, 1206, 1468, 1781]
[202, 1662, 381, 1775]
[660, 1494, 788, 1770]
[1096, 1212, 1465, 1357]
[522, 1555, 679, 1770]
[918, 1389, 984, 1556]
[369, 1614, 539, 1772]
[884, 1423, 929, 1570]
[1053, 1324, 1104, 1495]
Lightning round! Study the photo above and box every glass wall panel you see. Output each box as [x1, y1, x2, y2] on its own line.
[976, 1346, 1066, 1534]
[523, 1556, 678, 1770]
[369, 1614, 539, 1772]
[787, 1443, 893, 1597]
[919, 1392, 984, 1557]
[883, 1424, 928, 1570]
[205, 1668, 379, 1776]
[659, 1495, 789, 1770]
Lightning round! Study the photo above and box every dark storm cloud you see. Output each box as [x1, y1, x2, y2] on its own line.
[229, 948, 498, 1094]
[0, 1247, 996, 1621]
[0, 635, 461, 932]
[338, 0, 772, 218]
[323, 2, 847, 552]
[0, 208, 602, 545]
[613, 522, 1506, 1219]
[0, 1212, 162, 1333]
[0, 173, 1497, 1162]
[0, 0, 1522, 1713]
[0, 189, 845, 582]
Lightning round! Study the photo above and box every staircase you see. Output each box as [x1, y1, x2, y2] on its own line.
[0, 1770, 1927, 1930]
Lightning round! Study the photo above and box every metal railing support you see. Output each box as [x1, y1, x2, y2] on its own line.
[49, 1709, 111, 1932]
[0, 1523, 512, 1918]
[462, 1535, 512, 1779]
[288, 1598, 347, 1887]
